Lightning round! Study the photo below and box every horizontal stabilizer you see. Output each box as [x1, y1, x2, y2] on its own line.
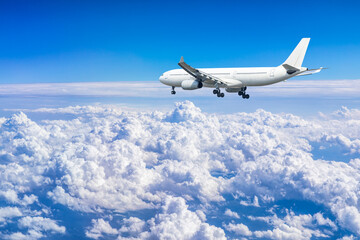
[296, 67, 325, 76]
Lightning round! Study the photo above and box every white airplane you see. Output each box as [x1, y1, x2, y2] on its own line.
[159, 38, 323, 99]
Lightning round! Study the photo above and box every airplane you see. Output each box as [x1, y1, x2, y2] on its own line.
[159, 38, 323, 99]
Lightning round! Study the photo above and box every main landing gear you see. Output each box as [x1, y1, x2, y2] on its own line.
[171, 86, 176, 95]
[213, 89, 224, 98]
[238, 87, 250, 99]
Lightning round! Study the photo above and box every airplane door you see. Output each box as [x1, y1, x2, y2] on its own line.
[232, 70, 237, 79]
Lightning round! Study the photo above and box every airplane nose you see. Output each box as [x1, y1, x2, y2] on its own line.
[159, 75, 166, 84]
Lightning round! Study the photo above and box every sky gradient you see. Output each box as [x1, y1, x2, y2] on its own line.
[1, 1, 360, 239]
[0, 0, 360, 83]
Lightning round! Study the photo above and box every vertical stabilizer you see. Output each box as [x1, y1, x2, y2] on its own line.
[283, 38, 310, 70]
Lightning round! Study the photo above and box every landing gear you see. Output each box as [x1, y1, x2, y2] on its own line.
[217, 92, 224, 98]
[171, 86, 176, 95]
[213, 88, 224, 98]
[238, 87, 249, 99]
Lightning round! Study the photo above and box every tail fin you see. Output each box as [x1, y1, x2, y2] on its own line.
[283, 38, 310, 70]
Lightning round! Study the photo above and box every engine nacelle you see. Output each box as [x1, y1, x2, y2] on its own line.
[181, 80, 203, 90]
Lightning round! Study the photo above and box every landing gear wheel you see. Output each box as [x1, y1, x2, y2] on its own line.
[220, 93, 225, 98]
[240, 86, 249, 99]
[171, 90, 176, 95]
[213, 89, 219, 94]
[217, 92, 221, 97]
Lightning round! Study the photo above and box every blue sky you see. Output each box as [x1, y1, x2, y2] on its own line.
[0, 0, 360, 83]
[1, 1, 360, 239]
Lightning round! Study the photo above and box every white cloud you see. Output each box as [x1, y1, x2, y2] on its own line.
[338, 235, 355, 240]
[326, 106, 360, 120]
[18, 216, 65, 234]
[2, 216, 66, 240]
[87, 197, 226, 240]
[224, 222, 252, 237]
[20, 194, 38, 206]
[1, 101, 360, 238]
[0, 190, 19, 204]
[224, 209, 240, 219]
[336, 206, 360, 235]
[119, 217, 146, 235]
[86, 218, 118, 239]
[3, 231, 43, 240]
[320, 134, 360, 154]
[251, 211, 334, 240]
[313, 212, 337, 230]
[239, 196, 260, 207]
[146, 196, 226, 240]
[0, 207, 22, 222]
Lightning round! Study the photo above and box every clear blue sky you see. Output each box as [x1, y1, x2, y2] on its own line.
[0, 0, 359, 83]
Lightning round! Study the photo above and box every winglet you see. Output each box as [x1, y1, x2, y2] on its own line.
[179, 56, 184, 63]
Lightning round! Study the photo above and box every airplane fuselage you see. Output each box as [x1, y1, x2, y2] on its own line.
[159, 65, 304, 89]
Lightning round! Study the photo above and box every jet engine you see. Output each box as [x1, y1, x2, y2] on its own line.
[181, 80, 203, 90]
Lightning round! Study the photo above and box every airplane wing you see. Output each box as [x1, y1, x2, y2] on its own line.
[296, 67, 325, 76]
[178, 57, 241, 87]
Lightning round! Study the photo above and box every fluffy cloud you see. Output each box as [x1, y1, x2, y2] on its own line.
[2, 217, 65, 240]
[86, 218, 118, 239]
[119, 217, 146, 236]
[1, 101, 360, 238]
[18, 216, 65, 234]
[146, 196, 226, 240]
[239, 196, 260, 207]
[0, 207, 22, 222]
[250, 211, 336, 239]
[86, 196, 225, 240]
[224, 209, 240, 219]
[224, 222, 252, 237]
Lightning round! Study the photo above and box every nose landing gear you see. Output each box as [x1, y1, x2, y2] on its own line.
[238, 87, 250, 99]
[171, 86, 176, 95]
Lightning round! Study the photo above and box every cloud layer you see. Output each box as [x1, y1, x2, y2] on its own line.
[0, 101, 359, 239]
[1, 80, 360, 98]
